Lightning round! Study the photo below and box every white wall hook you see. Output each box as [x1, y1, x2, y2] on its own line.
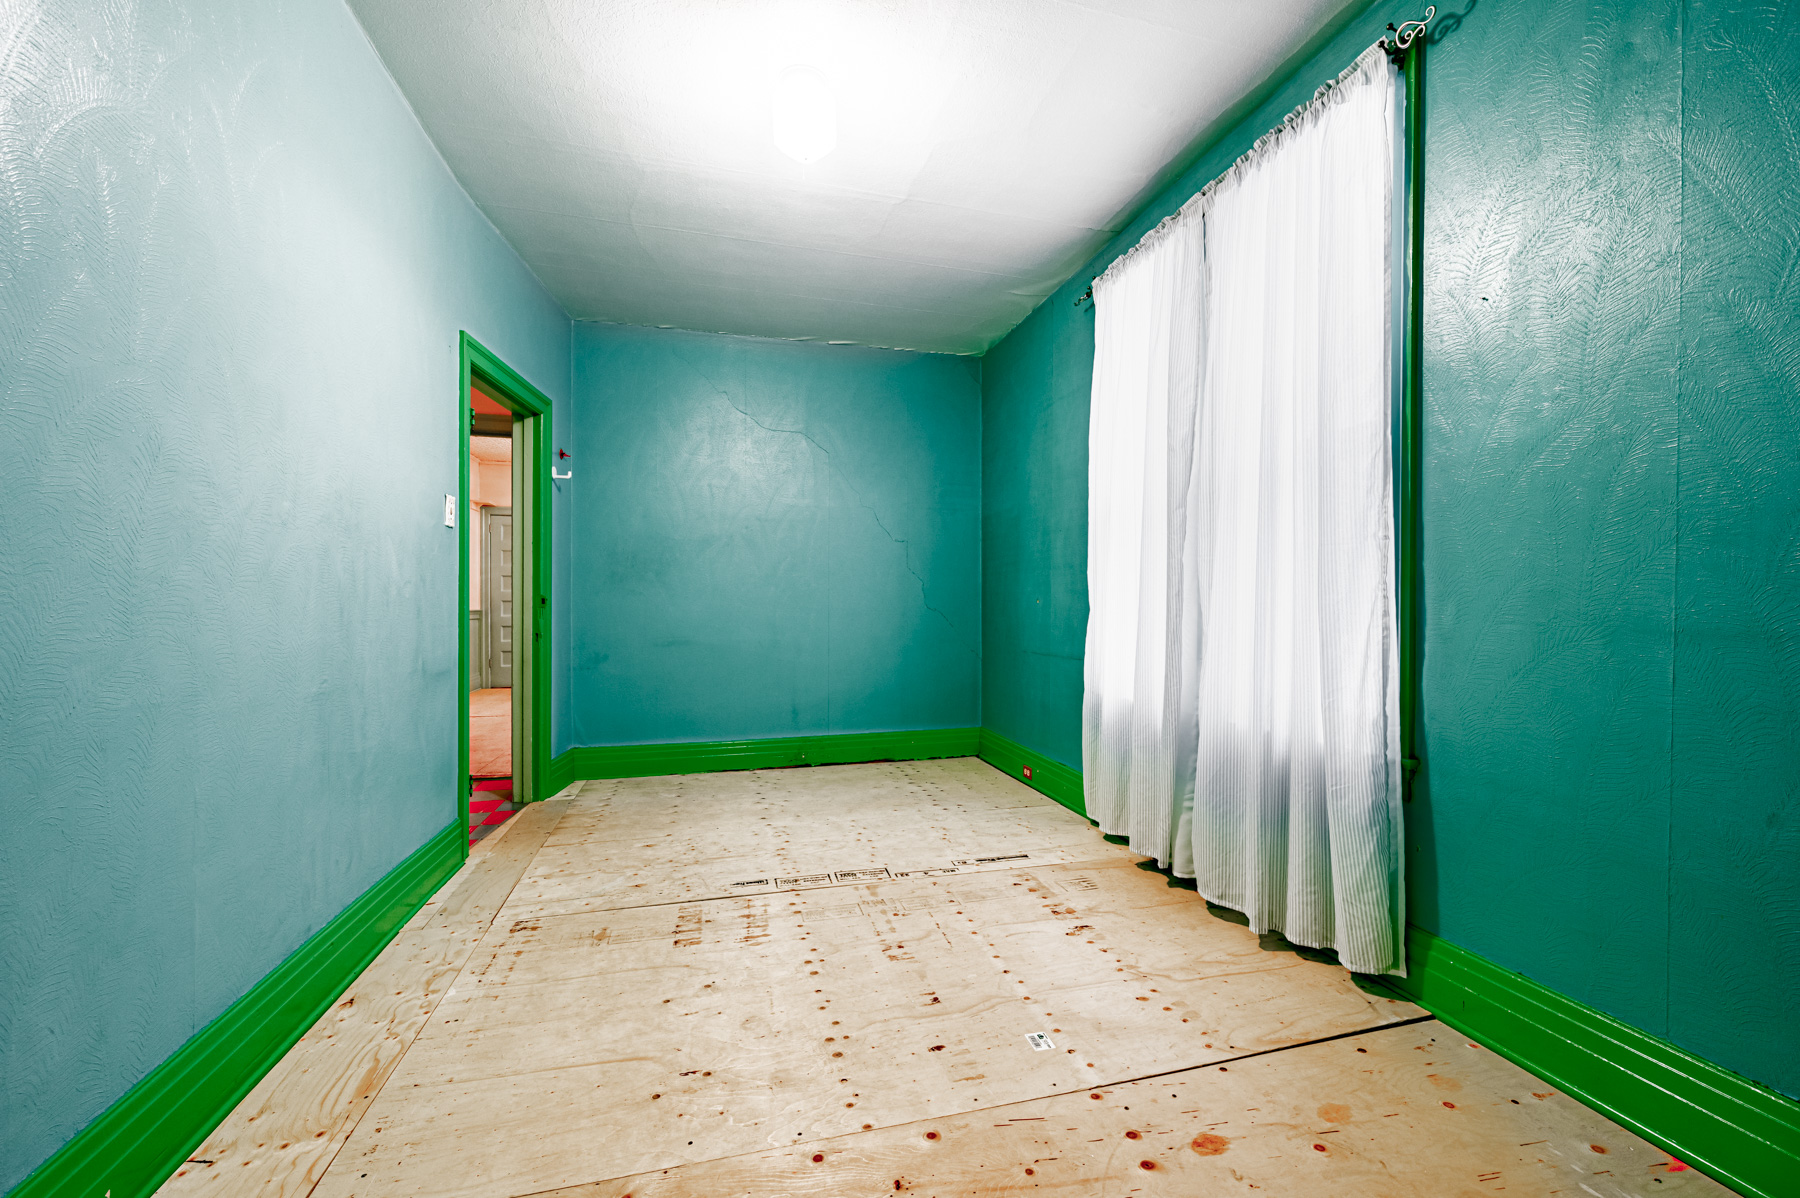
[551, 467, 572, 480]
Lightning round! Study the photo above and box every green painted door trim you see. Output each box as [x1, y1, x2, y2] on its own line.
[1375, 926, 1800, 1198]
[5, 821, 464, 1198]
[547, 728, 980, 790]
[459, 331, 555, 820]
[975, 728, 1086, 819]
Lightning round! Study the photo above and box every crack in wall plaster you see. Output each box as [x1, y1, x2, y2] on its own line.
[694, 368, 981, 661]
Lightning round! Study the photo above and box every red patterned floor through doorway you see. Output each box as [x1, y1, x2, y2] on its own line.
[469, 777, 516, 845]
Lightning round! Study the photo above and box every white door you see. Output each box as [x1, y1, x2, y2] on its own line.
[482, 507, 513, 688]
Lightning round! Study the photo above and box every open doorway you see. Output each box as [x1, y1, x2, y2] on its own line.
[458, 333, 553, 851]
[467, 394, 515, 842]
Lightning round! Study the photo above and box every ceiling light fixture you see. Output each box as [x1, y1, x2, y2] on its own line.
[773, 65, 836, 164]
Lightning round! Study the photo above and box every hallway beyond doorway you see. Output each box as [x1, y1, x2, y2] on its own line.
[469, 687, 511, 778]
[469, 687, 516, 845]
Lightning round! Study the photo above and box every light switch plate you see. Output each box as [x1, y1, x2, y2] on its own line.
[444, 494, 456, 527]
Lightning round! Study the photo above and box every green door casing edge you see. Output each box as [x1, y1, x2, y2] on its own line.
[4, 822, 464, 1198]
[460, 330, 555, 832]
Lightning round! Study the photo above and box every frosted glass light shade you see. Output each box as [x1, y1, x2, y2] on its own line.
[773, 66, 836, 164]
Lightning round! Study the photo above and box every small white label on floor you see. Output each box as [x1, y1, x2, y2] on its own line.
[1025, 1032, 1055, 1051]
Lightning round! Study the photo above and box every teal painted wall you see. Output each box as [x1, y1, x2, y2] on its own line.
[0, 0, 570, 1189]
[565, 323, 980, 749]
[1413, 0, 1681, 1052]
[980, 0, 1799, 1101]
[1670, 0, 1800, 1094]
[981, 299, 1092, 772]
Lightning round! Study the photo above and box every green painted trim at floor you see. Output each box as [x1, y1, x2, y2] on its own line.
[1378, 925, 1800, 1198]
[6, 821, 464, 1198]
[546, 745, 580, 796]
[548, 727, 981, 788]
[977, 727, 1086, 818]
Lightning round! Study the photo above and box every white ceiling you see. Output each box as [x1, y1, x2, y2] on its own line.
[349, 0, 1347, 355]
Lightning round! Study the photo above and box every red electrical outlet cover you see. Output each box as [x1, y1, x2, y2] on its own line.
[1023, 765, 1033, 780]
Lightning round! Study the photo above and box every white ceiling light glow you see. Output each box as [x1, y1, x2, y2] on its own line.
[345, 0, 1349, 354]
[772, 65, 836, 164]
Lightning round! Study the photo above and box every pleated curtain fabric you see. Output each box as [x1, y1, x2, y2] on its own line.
[1084, 46, 1404, 975]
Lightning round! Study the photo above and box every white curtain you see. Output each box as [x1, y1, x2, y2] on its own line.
[1084, 46, 1404, 975]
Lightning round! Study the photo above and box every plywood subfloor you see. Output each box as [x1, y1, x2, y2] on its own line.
[553, 1021, 1717, 1197]
[157, 801, 563, 1197]
[512, 760, 1153, 918]
[159, 758, 1736, 1198]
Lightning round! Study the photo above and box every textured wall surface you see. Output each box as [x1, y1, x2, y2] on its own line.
[980, 301, 1092, 770]
[981, 0, 1800, 1100]
[567, 323, 980, 748]
[1415, 0, 1682, 1051]
[0, 0, 569, 1188]
[1671, 0, 1800, 1093]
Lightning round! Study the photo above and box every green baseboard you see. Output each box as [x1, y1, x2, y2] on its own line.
[976, 727, 1086, 817]
[545, 744, 579, 795]
[549, 727, 981, 786]
[1380, 926, 1800, 1198]
[8, 821, 465, 1198]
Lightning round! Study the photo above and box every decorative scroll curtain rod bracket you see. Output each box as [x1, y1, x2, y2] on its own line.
[1379, 5, 1435, 63]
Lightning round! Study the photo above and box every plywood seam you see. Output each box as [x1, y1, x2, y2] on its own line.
[505, 854, 1138, 918]
[1086, 1011, 1438, 1090]
[489, 1013, 1429, 1198]
[399, 1014, 1444, 1138]
[292, 804, 574, 1198]
[303, 765, 1432, 1197]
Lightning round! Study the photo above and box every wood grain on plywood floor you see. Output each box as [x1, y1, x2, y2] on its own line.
[160, 759, 1734, 1198]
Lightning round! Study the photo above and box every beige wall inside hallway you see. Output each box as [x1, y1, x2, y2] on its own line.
[468, 434, 510, 611]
